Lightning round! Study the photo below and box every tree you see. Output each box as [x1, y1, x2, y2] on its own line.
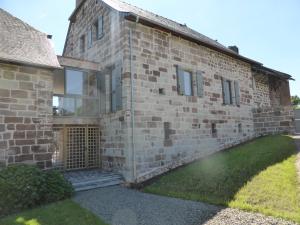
[291, 95, 300, 106]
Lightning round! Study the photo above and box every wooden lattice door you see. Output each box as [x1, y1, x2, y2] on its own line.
[64, 126, 100, 170]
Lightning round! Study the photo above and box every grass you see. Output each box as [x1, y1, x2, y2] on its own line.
[0, 200, 107, 225]
[144, 135, 300, 223]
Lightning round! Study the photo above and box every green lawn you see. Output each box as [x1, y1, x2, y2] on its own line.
[144, 135, 300, 223]
[0, 200, 106, 225]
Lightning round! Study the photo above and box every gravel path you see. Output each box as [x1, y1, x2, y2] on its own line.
[73, 186, 297, 225]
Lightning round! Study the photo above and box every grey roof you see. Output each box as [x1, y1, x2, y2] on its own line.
[0, 8, 60, 69]
[70, 0, 261, 65]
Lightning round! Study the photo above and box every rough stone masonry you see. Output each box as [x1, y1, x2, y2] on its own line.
[0, 62, 54, 169]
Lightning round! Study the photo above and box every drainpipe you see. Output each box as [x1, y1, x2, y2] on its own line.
[129, 16, 139, 183]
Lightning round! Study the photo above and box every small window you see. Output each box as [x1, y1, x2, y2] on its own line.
[212, 123, 217, 138]
[159, 88, 165, 95]
[177, 67, 192, 96]
[87, 27, 92, 48]
[80, 35, 85, 53]
[238, 123, 242, 133]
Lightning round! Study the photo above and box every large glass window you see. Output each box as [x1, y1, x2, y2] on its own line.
[53, 68, 101, 117]
[65, 69, 85, 96]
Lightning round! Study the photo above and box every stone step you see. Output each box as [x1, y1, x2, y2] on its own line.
[68, 174, 122, 184]
[64, 170, 124, 192]
[74, 179, 123, 192]
[72, 176, 123, 189]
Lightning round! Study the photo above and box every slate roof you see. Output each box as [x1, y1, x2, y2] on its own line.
[70, 0, 261, 65]
[0, 8, 60, 69]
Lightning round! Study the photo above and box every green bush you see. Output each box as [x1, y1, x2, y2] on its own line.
[0, 165, 74, 216]
[42, 170, 73, 203]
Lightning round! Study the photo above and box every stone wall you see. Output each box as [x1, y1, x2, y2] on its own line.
[253, 71, 271, 107]
[0, 62, 54, 169]
[253, 70, 292, 108]
[253, 106, 295, 135]
[124, 20, 255, 182]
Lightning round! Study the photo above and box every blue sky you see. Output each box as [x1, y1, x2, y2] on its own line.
[1, 0, 299, 96]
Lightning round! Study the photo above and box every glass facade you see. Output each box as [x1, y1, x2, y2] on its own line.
[53, 68, 102, 117]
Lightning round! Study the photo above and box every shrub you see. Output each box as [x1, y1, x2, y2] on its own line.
[42, 170, 73, 203]
[0, 165, 74, 216]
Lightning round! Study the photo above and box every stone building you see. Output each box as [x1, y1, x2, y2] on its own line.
[0, 0, 294, 183]
[0, 9, 60, 168]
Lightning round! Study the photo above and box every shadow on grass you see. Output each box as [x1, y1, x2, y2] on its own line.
[143, 135, 299, 224]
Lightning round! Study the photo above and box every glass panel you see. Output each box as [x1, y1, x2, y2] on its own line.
[225, 80, 232, 104]
[53, 95, 99, 117]
[88, 73, 98, 97]
[53, 69, 65, 95]
[65, 70, 84, 95]
[75, 98, 83, 116]
[53, 96, 59, 116]
[81, 98, 99, 117]
[63, 97, 76, 116]
[88, 28, 92, 48]
[183, 71, 192, 96]
[53, 69, 102, 118]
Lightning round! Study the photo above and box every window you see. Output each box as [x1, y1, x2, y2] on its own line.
[224, 80, 232, 104]
[65, 69, 86, 95]
[177, 67, 192, 96]
[87, 27, 92, 48]
[111, 64, 122, 112]
[212, 123, 217, 138]
[238, 123, 242, 133]
[80, 35, 85, 53]
[53, 69, 100, 117]
[222, 78, 240, 106]
[94, 16, 103, 40]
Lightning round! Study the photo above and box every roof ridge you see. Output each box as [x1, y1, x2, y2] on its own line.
[117, 0, 187, 27]
[105, 0, 226, 48]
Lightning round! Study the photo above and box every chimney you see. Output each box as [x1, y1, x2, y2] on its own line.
[228, 46, 239, 54]
[76, 0, 84, 7]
